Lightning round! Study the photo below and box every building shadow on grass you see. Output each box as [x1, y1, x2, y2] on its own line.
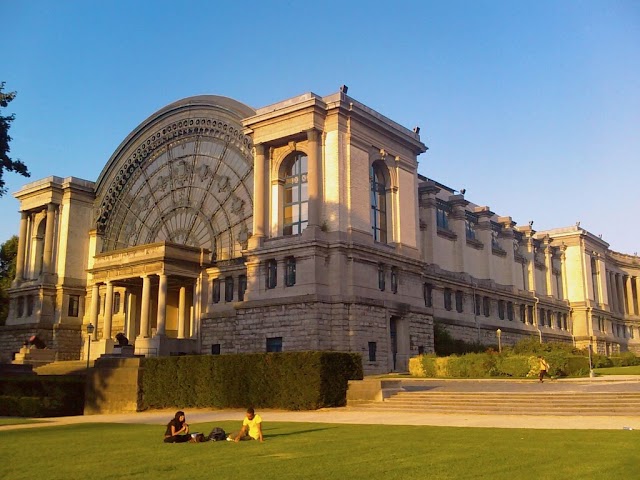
[266, 427, 336, 438]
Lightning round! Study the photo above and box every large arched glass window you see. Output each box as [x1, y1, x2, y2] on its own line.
[370, 163, 387, 242]
[283, 153, 308, 235]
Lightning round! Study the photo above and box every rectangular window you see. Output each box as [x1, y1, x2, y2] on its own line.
[390, 267, 398, 294]
[68, 295, 80, 317]
[444, 288, 452, 311]
[475, 294, 481, 316]
[483, 296, 490, 317]
[26, 295, 34, 316]
[225, 276, 234, 302]
[266, 259, 277, 289]
[378, 264, 385, 291]
[211, 344, 221, 355]
[423, 283, 433, 307]
[539, 309, 546, 327]
[17, 297, 24, 317]
[113, 292, 121, 314]
[285, 257, 296, 287]
[266, 336, 282, 353]
[368, 342, 377, 362]
[520, 304, 527, 323]
[212, 279, 220, 303]
[465, 220, 476, 240]
[455, 291, 464, 313]
[498, 300, 505, 320]
[507, 302, 514, 321]
[436, 207, 449, 229]
[238, 275, 247, 301]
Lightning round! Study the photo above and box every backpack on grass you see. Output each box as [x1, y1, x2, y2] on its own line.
[208, 427, 227, 441]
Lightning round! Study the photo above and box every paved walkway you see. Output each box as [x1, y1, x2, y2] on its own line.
[1, 376, 638, 432]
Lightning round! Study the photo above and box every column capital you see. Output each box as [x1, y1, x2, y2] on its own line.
[253, 143, 266, 156]
[306, 128, 320, 142]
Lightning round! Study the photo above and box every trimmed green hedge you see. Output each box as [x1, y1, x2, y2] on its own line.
[0, 376, 85, 417]
[141, 351, 363, 411]
[410, 352, 591, 378]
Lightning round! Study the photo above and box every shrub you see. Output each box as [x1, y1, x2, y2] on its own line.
[0, 376, 85, 417]
[140, 351, 362, 411]
[495, 355, 530, 377]
[609, 352, 640, 367]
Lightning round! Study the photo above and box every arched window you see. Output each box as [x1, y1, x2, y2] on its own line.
[283, 153, 308, 235]
[370, 163, 387, 242]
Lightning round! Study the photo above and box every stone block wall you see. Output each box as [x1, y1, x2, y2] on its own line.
[200, 299, 433, 375]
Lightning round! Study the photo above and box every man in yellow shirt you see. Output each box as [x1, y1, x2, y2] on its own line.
[228, 407, 264, 442]
[538, 355, 550, 383]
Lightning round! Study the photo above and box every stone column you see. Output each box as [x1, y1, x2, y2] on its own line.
[14, 211, 28, 284]
[526, 237, 537, 293]
[609, 271, 617, 313]
[635, 277, 640, 316]
[103, 281, 114, 340]
[559, 244, 567, 300]
[139, 275, 151, 338]
[475, 207, 493, 280]
[449, 195, 468, 273]
[306, 128, 321, 229]
[499, 217, 516, 286]
[126, 291, 137, 341]
[251, 143, 267, 247]
[178, 286, 186, 339]
[625, 276, 634, 317]
[156, 274, 168, 336]
[616, 274, 624, 314]
[418, 183, 439, 264]
[89, 283, 100, 328]
[543, 237, 553, 297]
[42, 203, 57, 275]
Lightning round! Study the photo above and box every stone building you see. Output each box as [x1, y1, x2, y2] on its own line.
[1, 89, 638, 373]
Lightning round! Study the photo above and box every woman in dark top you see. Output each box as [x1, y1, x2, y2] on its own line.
[164, 411, 191, 443]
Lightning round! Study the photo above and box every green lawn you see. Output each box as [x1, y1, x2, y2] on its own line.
[594, 365, 640, 375]
[0, 421, 638, 480]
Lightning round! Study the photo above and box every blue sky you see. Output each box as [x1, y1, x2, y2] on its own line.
[3, 0, 639, 253]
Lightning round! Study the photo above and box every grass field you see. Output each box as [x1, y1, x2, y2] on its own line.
[595, 365, 640, 375]
[0, 421, 638, 480]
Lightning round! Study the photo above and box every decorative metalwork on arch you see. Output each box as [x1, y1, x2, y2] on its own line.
[95, 97, 254, 261]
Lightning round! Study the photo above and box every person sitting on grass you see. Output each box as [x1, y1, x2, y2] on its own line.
[227, 407, 263, 443]
[164, 411, 191, 443]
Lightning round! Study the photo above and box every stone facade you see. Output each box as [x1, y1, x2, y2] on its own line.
[1, 89, 638, 373]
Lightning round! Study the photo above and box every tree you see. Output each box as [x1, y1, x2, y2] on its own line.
[1, 82, 30, 196]
[0, 235, 18, 324]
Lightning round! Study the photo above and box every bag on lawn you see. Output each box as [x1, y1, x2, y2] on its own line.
[208, 427, 227, 442]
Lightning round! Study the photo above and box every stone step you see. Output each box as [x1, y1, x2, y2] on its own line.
[351, 404, 640, 416]
[350, 390, 640, 415]
[385, 397, 640, 406]
[34, 360, 93, 376]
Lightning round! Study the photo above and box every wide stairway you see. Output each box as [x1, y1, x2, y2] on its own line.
[349, 382, 640, 416]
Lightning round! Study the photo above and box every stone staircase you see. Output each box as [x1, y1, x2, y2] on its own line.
[34, 360, 93, 376]
[351, 390, 640, 416]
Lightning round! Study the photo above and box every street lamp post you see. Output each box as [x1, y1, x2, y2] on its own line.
[496, 328, 502, 353]
[86, 323, 95, 370]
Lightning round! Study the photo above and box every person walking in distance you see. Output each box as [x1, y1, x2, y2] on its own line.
[538, 355, 550, 383]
